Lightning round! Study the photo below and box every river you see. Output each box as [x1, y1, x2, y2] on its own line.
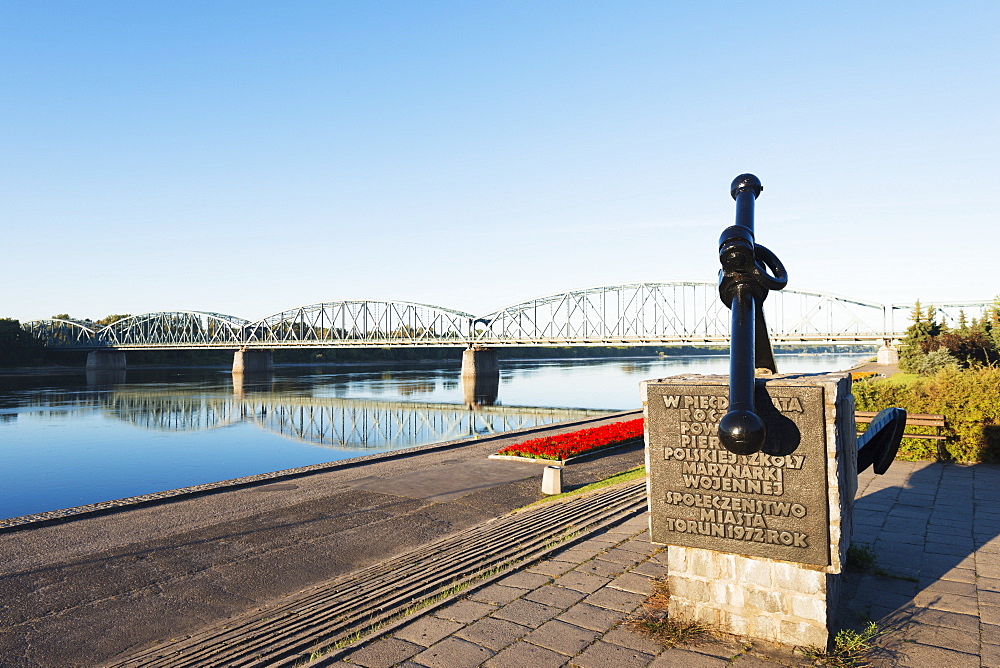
[0, 352, 868, 520]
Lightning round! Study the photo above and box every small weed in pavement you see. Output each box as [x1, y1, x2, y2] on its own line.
[800, 621, 887, 667]
[627, 579, 713, 648]
[847, 544, 878, 572]
[847, 543, 918, 582]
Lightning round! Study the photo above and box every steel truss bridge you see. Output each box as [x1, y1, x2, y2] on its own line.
[24, 282, 993, 350]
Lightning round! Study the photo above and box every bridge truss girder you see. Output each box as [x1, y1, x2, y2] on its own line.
[245, 300, 474, 347]
[23, 286, 996, 350]
[472, 282, 894, 345]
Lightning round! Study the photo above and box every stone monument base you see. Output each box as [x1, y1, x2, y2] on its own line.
[643, 372, 856, 648]
[666, 545, 840, 647]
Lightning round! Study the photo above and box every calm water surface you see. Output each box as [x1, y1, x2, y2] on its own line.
[0, 353, 867, 519]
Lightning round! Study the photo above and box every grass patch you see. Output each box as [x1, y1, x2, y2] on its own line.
[527, 466, 646, 506]
[800, 621, 888, 667]
[883, 372, 918, 385]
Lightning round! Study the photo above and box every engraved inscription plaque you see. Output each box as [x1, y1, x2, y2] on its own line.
[646, 382, 831, 567]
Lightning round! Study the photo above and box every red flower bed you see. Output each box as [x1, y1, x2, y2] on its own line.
[496, 418, 644, 461]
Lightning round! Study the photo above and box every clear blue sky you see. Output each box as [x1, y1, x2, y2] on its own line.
[3, 1, 997, 323]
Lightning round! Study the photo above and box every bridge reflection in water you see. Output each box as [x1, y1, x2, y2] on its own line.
[94, 376, 605, 452]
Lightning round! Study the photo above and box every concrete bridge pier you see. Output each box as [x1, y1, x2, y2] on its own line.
[233, 348, 274, 374]
[86, 350, 127, 370]
[877, 339, 899, 365]
[461, 346, 498, 377]
[461, 346, 500, 407]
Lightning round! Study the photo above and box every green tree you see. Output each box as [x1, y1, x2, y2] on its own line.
[96, 314, 131, 326]
[900, 297, 1000, 373]
[899, 301, 943, 373]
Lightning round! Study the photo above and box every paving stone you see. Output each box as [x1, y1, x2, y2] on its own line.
[524, 619, 601, 655]
[984, 622, 1000, 644]
[894, 643, 979, 668]
[394, 616, 466, 647]
[594, 547, 646, 567]
[912, 590, 979, 615]
[918, 578, 977, 598]
[901, 608, 979, 633]
[569, 640, 655, 667]
[978, 577, 1000, 593]
[573, 558, 628, 578]
[648, 648, 728, 667]
[608, 572, 655, 596]
[454, 617, 531, 651]
[925, 541, 975, 557]
[344, 637, 424, 668]
[524, 584, 588, 608]
[857, 573, 918, 597]
[645, 550, 669, 566]
[926, 529, 973, 544]
[905, 622, 980, 654]
[482, 640, 569, 668]
[556, 602, 625, 632]
[923, 553, 977, 573]
[583, 586, 646, 612]
[879, 530, 928, 546]
[859, 587, 916, 612]
[601, 626, 664, 654]
[727, 652, 795, 666]
[630, 560, 669, 578]
[983, 642, 1000, 668]
[552, 570, 611, 594]
[980, 605, 1000, 626]
[495, 571, 553, 590]
[468, 583, 528, 606]
[491, 598, 562, 628]
[616, 539, 658, 556]
[528, 560, 578, 577]
[552, 548, 607, 563]
[411, 637, 496, 668]
[938, 566, 977, 584]
[982, 589, 1000, 607]
[434, 598, 498, 624]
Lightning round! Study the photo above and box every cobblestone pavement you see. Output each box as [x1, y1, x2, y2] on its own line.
[335, 461, 1000, 667]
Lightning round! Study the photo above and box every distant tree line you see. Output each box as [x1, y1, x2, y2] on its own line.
[0, 319, 45, 367]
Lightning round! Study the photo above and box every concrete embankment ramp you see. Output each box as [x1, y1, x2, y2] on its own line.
[0, 411, 644, 668]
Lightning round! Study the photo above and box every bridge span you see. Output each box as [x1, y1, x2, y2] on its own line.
[22, 282, 991, 370]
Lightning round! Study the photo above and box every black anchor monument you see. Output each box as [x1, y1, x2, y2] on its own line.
[641, 175, 905, 648]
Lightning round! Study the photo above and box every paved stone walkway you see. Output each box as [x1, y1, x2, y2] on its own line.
[332, 461, 1000, 667]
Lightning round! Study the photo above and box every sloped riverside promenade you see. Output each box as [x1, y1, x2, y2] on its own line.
[4, 414, 1000, 667]
[0, 411, 644, 667]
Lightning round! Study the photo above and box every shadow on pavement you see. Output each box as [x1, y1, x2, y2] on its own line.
[836, 461, 1000, 665]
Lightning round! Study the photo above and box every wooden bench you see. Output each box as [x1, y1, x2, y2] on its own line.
[855, 411, 947, 441]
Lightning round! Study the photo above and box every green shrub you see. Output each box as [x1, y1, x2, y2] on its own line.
[852, 367, 1000, 463]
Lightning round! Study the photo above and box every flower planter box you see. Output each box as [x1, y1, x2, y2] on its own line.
[490, 418, 644, 465]
[488, 436, 644, 466]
